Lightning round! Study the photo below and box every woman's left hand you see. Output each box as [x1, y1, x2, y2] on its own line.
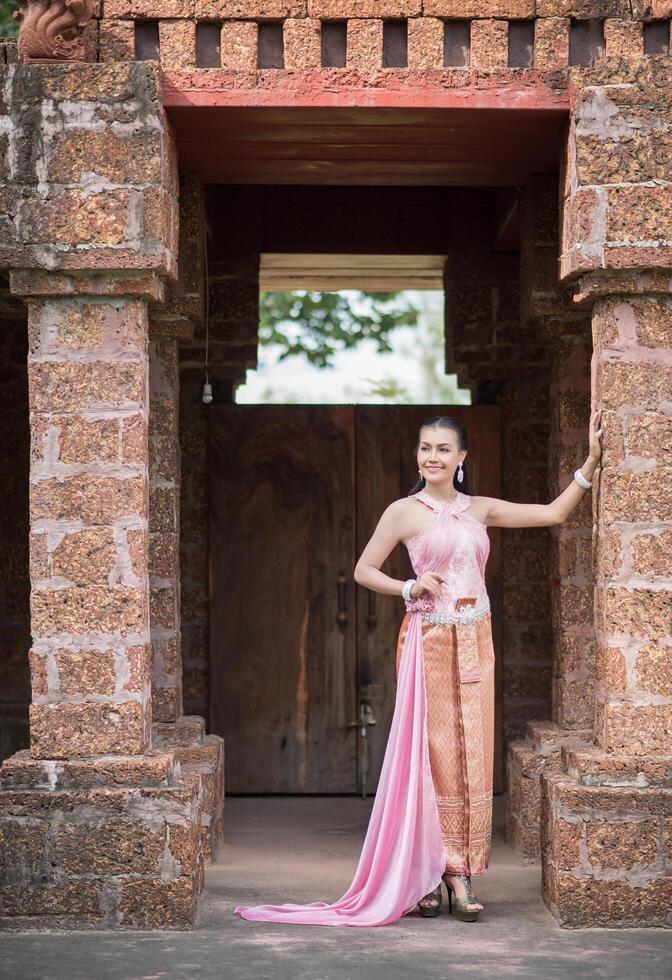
[588, 407, 603, 462]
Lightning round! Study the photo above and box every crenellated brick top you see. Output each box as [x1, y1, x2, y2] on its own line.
[89, 5, 672, 72]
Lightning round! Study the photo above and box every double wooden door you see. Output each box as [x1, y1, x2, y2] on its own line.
[209, 405, 501, 795]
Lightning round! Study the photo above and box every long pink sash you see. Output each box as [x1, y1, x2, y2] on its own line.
[233, 611, 446, 926]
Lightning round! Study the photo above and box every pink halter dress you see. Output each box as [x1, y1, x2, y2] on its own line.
[233, 488, 491, 927]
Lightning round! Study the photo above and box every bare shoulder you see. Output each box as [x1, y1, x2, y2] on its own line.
[464, 494, 496, 524]
[374, 495, 424, 535]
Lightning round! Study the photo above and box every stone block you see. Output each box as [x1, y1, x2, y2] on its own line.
[534, 17, 569, 69]
[347, 19, 383, 72]
[601, 586, 672, 641]
[21, 189, 133, 247]
[51, 528, 118, 586]
[159, 20, 196, 70]
[31, 474, 147, 525]
[627, 413, 672, 463]
[604, 18, 643, 59]
[52, 816, 166, 875]
[122, 413, 148, 465]
[152, 685, 181, 723]
[562, 741, 672, 788]
[0, 749, 175, 790]
[104, 0, 195, 15]
[425, 0, 533, 13]
[30, 700, 149, 758]
[98, 19, 135, 61]
[118, 876, 200, 928]
[195, 0, 306, 16]
[0, 778, 205, 928]
[407, 17, 443, 69]
[150, 532, 179, 580]
[153, 714, 205, 748]
[150, 484, 178, 533]
[31, 585, 146, 636]
[607, 185, 672, 244]
[598, 701, 672, 756]
[595, 360, 672, 414]
[585, 818, 658, 869]
[53, 648, 118, 697]
[283, 17, 321, 70]
[470, 19, 508, 71]
[29, 361, 146, 414]
[600, 467, 672, 523]
[220, 21, 257, 69]
[631, 531, 672, 578]
[310, 0, 419, 13]
[29, 298, 147, 355]
[48, 131, 162, 186]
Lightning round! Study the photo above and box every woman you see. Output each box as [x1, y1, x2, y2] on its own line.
[234, 409, 603, 927]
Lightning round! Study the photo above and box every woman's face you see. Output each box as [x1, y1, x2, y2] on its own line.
[416, 426, 466, 486]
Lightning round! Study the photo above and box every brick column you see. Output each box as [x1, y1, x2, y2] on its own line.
[0, 62, 210, 930]
[506, 176, 594, 863]
[149, 325, 185, 724]
[26, 290, 153, 759]
[150, 176, 225, 862]
[591, 294, 672, 756]
[540, 57, 672, 928]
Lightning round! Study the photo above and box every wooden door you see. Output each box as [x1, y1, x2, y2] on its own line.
[209, 404, 502, 794]
[209, 405, 357, 793]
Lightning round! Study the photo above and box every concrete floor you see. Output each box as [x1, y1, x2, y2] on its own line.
[1, 795, 670, 980]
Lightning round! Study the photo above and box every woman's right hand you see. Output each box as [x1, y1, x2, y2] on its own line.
[411, 572, 446, 599]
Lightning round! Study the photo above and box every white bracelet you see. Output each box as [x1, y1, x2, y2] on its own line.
[573, 468, 593, 490]
[401, 579, 416, 601]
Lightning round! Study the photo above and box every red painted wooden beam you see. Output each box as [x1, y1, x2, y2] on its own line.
[161, 68, 570, 112]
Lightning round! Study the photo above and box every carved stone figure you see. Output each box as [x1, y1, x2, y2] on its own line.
[15, 0, 95, 64]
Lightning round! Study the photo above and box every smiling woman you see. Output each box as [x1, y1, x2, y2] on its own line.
[233, 408, 603, 926]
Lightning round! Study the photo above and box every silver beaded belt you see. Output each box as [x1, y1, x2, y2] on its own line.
[420, 600, 491, 627]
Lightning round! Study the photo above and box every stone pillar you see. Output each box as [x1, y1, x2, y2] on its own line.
[26, 289, 153, 759]
[506, 176, 594, 864]
[540, 57, 672, 928]
[149, 176, 225, 862]
[149, 324, 186, 724]
[0, 61, 211, 929]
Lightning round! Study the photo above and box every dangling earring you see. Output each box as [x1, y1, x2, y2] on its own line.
[457, 462, 464, 484]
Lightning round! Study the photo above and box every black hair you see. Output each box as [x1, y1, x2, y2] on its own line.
[408, 415, 471, 495]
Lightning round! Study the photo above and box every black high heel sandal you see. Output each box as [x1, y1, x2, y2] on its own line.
[442, 873, 482, 922]
[417, 886, 443, 918]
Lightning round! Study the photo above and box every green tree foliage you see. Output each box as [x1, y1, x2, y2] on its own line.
[0, 0, 19, 37]
[258, 290, 419, 369]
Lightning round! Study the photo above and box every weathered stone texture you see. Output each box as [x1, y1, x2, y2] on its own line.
[541, 769, 672, 928]
[221, 20, 258, 70]
[561, 59, 672, 280]
[159, 19, 196, 70]
[0, 63, 178, 279]
[407, 17, 443, 70]
[283, 17, 321, 70]
[470, 19, 509, 71]
[0, 779, 205, 928]
[534, 17, 570, 69]
[347, 19, 383, 71]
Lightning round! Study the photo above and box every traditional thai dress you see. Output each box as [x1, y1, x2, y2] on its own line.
[234, 488, 494, 927]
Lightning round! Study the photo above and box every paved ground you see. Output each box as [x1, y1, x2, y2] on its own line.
[2, 795, 670, 980]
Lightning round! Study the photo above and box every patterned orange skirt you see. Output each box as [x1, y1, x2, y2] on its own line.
[396, 613, 495, 876]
